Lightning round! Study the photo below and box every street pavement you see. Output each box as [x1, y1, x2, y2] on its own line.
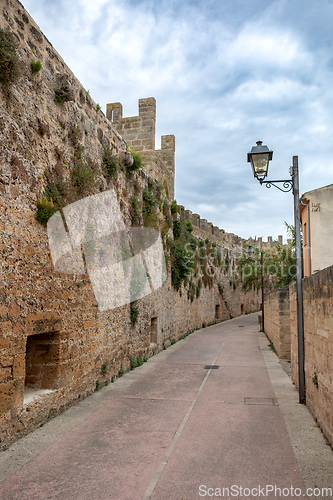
[0, 313, 332, 499]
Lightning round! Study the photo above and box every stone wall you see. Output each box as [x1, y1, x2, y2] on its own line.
[0, 0, 259, 447]
[290, 266, 333, 446]
[264, 289, 291, 359]
[0, 0, 126, 445]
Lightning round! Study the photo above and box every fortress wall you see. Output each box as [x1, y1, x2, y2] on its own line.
[177, 205, 281, 252]
[0, 0, 259, 447]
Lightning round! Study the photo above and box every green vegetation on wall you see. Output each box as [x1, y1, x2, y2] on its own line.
[127, 150, 142, 173]
[129, 195, 141, 226]
[35, 198, 58, 226]
[0, 29, 22, 98]
[237, 241, 296, 291]
[41, 151, 98, 214]
[171, 199, 178, 215]
[130, 305, 139, 326]
[36, 129, 132, 225]
[70, 156, 98, 198]
[31, 59, 42, 75]
[54, 89, 69, 103]
[142, 186, 159, 228]
[170, 217, 197, 291]
[161, 199, 173, 238]
[102, 146, 123, 180]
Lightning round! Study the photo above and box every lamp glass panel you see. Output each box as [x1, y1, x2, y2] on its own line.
[251, 153, 269, 177]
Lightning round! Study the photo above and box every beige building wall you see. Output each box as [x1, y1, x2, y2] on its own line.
[300, 184, 333, 276]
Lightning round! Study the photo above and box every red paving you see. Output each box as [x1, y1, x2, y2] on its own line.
[0, 314, 307, 499]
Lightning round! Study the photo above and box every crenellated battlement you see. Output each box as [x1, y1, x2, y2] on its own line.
[177, 205, 285, 251]
[107, 98, 175, 198]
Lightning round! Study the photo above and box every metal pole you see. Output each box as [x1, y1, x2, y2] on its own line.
[292, 156, 305, 403]
[261, 251, 264, 333]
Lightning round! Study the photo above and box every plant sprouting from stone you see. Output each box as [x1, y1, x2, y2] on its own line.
[100, 362, 108, 376]
[142, 187, 158, 228]
[0, 29, 22, 97]
[54, 89, 68, 103]
[130, 305, 139, 326]
[102, 146, 122, 181]
[126, 150, 142, 174]
[171, 199, 178, 215]
[31, 59, 42, 75]
[35, 198, 58, 226]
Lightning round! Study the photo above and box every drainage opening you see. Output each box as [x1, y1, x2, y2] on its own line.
[244, 397, 275, 405]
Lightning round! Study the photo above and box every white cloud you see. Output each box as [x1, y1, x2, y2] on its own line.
[19, 0, 333, 240]
[231, 78, 314, 103]
[226, 27, 309, 70]
[78, 0, 110, 24]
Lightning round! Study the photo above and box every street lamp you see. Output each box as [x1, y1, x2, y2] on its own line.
[245, 245, 254, 259]
[247, 142, 305, 404]
[247, 141, 273, 180]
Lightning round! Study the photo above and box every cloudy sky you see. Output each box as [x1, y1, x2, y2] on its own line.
[22, 0, 333, 242]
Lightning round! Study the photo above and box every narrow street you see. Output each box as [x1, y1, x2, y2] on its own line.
[1, 314, 332, 499]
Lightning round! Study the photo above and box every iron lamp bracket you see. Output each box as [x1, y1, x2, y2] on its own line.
[259, 178, 294, 193]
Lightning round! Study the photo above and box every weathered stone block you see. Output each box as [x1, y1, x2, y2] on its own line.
[0, 379, 23, 413]
[0, 367, 12, 384]
[12, 355, 25, 378]
[54, 73, 78, 102]
[0, 321, 13, 334]
[30, 342, 60, 365]
[0, 338, 11, 349]
[0, 306, 8, 316]
[41, 365, 62, 389]
[26, 312, 61, 335]
[1, 356, 13, 368]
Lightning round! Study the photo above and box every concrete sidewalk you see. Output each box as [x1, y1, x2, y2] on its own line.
[0, 313, 332, 499]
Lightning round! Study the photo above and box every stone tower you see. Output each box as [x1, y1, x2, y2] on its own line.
[107, 98, 175, 199]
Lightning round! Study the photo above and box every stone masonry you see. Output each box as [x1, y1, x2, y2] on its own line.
[264, 288, 291, 359]
[290, 266, 333, 447]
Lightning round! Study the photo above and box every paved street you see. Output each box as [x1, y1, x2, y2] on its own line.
[1, 313, 332, 499]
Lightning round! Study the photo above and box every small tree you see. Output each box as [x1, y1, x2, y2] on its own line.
[238, 234, 297, 292]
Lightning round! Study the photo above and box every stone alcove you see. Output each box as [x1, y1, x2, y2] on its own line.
[24, 313, 63, 403]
